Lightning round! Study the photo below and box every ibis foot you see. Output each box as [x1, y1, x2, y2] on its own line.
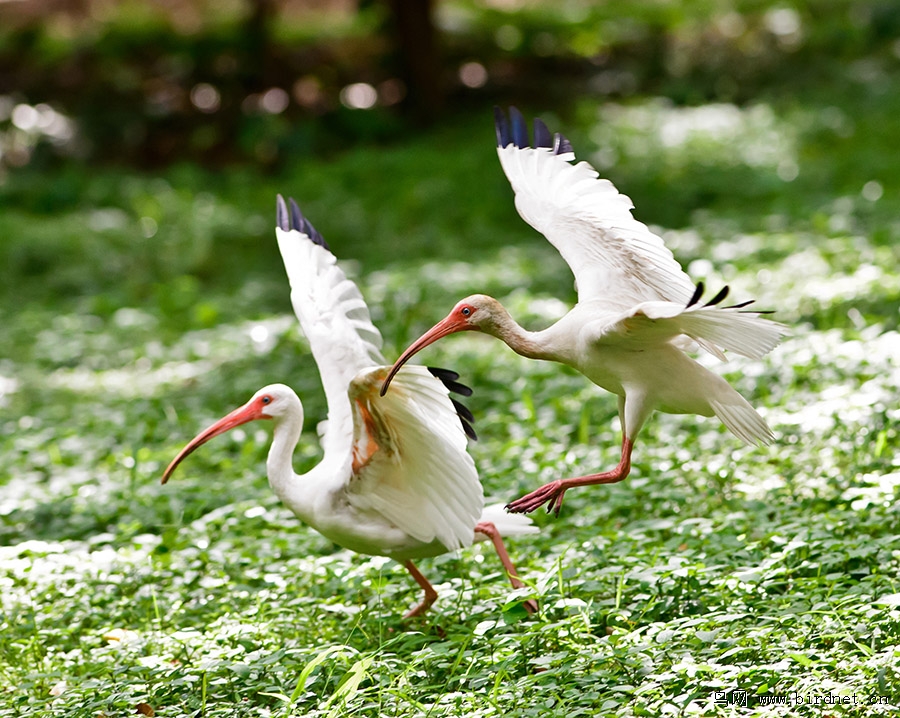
[506, 480, 567, 516]
[507, 438, 635, 517]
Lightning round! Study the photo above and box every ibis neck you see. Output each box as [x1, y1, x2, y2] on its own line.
[486, 310, 549, 361]
[265, 412, 303, 498]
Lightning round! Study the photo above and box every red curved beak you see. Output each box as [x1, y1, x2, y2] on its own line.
[161, 400, 265, 484]
[380, 314, 471, 396]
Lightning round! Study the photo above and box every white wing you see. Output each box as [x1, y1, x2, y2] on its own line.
[345, 365, 483, 552]
[495, 107, 697, 309]
[275, 195, 385, 461]
[584, 287, 788, 360]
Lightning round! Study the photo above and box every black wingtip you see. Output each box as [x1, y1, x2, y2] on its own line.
[301, 217, 326, 249]
[494, 106, 510, 148]
[450, 397, 474, 424]
[554, 133, 574, 156]
[704, 285, 730, 307]
[281, 195, 331, 251]
[533, 118, 552, 148]
[693, 286, 774, 314]
[427, 367, 477, 440]
[686, 281, 704, 308]
[427, 367, 474, 397]
[451, 400, 478, 441]
[495, 107, 576, 157]
[276, 194, 289, 231]
[509, 106, 529, 148]
[289, 197, 303, 234]
[428, 366, 459, 382]
[724, 299, 755, 310]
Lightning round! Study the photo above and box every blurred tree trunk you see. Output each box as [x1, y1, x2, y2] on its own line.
[384, 0, 442, 124]
[245, 0, 277, 86]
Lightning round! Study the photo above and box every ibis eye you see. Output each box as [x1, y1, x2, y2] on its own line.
[461, 307, 472, 317]
[261, 396, 272, 405]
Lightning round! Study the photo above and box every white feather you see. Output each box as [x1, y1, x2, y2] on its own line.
[677, 306, 788, 360]
[710, 398, 774, 446]
[276, 218, 515, 554]
[275, 226, 384, 460]
[587, 299, 788, 361]
[497, 144, 697, 308]
[346, 365, 483, 552]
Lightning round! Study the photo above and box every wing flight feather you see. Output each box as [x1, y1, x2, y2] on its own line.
[584, 286, 788, 359]
[495, 107, 697, 309]
[275, 197, 484, 551]
[345, 366, 482, 552]
[274, 195, 385, 460]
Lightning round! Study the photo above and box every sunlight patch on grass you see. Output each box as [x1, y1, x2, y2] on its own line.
[768, 327, 900, 433]
[589, 99, 798, 175]
[0, 372, 19, 407]
[844, 472, 900, 511]
[46, 358, 221, 397]
[43, 316, 296, 397]
[0, 538, 154, 610]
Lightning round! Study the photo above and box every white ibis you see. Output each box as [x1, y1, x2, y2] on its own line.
[381, 107, 788, 516]
[162, 195, 537, 619]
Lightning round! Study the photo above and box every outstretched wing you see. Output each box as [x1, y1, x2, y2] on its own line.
[345, 365, 482, 552]
[275, 195, 385, 460]
[494, 106, 697, 309]
[584, 283, 788, 360]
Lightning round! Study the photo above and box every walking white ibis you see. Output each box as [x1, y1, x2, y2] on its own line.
[162, 195, 537, 619]
[381, 107, 788, 516]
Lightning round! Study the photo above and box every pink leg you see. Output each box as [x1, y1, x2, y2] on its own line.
[402, 560, 438, 619]
[506, 436, 634, 517]
[474, 521, 537, 614]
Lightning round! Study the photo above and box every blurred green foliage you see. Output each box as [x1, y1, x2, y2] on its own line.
[2, 1, 900, 168]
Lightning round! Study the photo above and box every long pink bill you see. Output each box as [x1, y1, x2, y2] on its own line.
[380, 315, 467, 396]
[161, 400, 265, 484]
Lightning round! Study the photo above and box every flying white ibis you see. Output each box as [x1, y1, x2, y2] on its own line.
[162, 195, 537, 619]
[381, 107, 788, 516]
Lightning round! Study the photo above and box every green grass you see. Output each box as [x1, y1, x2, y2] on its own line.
[3, 72, 900, 715]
